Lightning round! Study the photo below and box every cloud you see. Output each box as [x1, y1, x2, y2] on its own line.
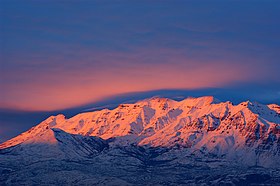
[1, 0, 279, 111]
[0, 46, 258, 111]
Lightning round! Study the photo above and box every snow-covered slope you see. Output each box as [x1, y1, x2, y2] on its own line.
[268, 103, 280, 114]
[1, 96, 280, 160]
[1, 96, 280, 185]
[0, 127, 108, 160]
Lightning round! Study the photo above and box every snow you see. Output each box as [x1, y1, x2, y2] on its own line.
[1, 96, 280, 185]
[268, 103, 280, 114]
[1, 96, 280, 152]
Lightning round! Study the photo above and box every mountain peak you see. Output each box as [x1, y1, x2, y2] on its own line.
[268, 104, 280, 114]
[1, 95, 280, 185]
[137, 96, 177, 105]
[0, 114, 67, 149]
[1, 96, 280, 158]
[179, 95, 218, 108]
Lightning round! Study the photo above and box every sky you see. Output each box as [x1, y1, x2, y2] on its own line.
[0, 0, 280, 142]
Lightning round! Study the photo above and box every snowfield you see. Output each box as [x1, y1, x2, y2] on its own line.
[1, 96, 280, 185]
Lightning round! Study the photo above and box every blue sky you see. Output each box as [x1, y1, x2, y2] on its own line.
[0, 0, 280, 141]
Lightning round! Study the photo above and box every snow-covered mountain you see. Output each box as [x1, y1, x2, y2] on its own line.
[1, 96, 280, 185]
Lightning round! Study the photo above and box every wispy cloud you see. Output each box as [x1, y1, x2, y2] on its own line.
[0, 46, 261, 111]
[1, 0, 279, 111]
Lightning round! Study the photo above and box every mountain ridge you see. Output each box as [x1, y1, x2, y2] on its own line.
[1, 96, 280, 149]
[1, 96, 280, 185]
[1, 96, 280, 166]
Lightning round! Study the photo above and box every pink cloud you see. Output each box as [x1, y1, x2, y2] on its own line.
[0, 47, 259, 111]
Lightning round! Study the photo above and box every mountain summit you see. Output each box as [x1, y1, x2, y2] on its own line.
[1, 96, 280, 185]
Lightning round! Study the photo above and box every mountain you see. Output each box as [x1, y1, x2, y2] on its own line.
[1, 96, 280, 185]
